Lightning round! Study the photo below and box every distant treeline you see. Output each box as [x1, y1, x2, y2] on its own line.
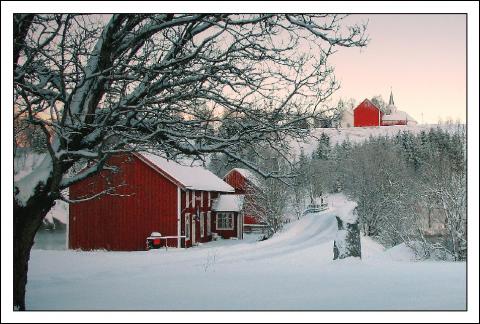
[300, 125, 466, 260]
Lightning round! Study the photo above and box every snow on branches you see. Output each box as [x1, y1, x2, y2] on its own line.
[14, 14, 368, 206]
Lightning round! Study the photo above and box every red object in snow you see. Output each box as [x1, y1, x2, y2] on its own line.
[353, 99, 383, 127]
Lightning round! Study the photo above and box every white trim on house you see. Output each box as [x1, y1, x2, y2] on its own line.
[208, 192, 211, 207]
[200, 212, 205, 238]
[216, 212, 234, 230]
[177, 187, 181, 248]
[192, 190, 196, 208]
[66, 213, 70, 250]
[185, 213, 191, 241]
[186, 190, 190, 208]
[192, 217, 196, 245]
[207, 211, 211, 235]
[200, 191, 204, 208]
[237, 212, 241, 239]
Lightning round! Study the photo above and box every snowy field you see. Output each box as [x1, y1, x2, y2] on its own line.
[26, 195, 466, 311]
[292, 124, 465, 157]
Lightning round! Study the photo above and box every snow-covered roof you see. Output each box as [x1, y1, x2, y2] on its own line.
[382, 110, 416, 122]
[212, 194, 245, 212]
[226, 168, 262, 187]
[137, 152, 234, 192]
[354, 98, 380, 111]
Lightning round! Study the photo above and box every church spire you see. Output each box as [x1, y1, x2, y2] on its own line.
[389, 88, 395, 106]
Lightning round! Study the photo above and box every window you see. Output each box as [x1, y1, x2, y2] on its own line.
[200, 212, 205, 238]
[185, 191, 190, 208]
[207, 211, 211, 235]
[185, 213, 190, 240]
[216, 212, 234, 230]
[192, 190, 196, 208]
[208, 192, 211, 207]
[200, 191, 204, 208]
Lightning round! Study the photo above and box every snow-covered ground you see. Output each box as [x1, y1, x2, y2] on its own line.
[44, 199, 68, 225]
[292, 124, 465, 157]
[26, 194, 466, 310]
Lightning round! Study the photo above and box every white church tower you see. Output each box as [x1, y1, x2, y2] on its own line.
[386, 89, 397, 114]
[382, 89, 418, 126]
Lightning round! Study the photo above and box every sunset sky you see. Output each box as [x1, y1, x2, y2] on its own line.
[329, 14, 466, 124]
[14, 13, 468, 125]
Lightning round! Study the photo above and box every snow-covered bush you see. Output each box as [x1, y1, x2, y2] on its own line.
[333, 200, 361, 259]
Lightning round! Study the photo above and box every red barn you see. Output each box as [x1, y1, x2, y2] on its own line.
[223, 168, 266, 232]
[69, 152, 240, 251]
[353, 92, 417, 127]
[353, 98, 383, 127]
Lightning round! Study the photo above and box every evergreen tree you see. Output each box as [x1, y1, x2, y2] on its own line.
[313, 133, 331, 160]
[371, 95, 388, 113]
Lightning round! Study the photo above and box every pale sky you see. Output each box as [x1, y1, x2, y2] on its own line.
[329, 14, 466, 124]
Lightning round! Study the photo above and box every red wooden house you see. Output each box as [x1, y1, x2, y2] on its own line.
[69, 152, 244, 251]
[223, 168, 266, 233]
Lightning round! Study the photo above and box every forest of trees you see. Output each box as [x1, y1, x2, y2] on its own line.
[293, 125, 467, 261]
[210, 125, 467, 261]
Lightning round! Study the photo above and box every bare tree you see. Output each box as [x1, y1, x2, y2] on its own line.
[13, 13, 367, 309]
[416, 143, 466, 260]
[327, 126, 466, 260]
[290, 149, 311, 219]
[244, 174, 290, 239]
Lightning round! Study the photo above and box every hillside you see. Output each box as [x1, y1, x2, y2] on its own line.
[292, 123, 465, 157]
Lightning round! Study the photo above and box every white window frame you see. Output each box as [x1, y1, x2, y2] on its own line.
[185, 190, 190, 208]
[192, 217, 196, 244]
[200, 191, 204, 208]
[185, 213, 190, 240]
[200, 212, 205, 238]
[192, 190, 196, 208]
[207, 211, 211, 235]
[216, 212, 234, 230]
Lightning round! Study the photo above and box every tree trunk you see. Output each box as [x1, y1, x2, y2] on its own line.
[13, 195, 54, 310]
[333, 216, 361, 260]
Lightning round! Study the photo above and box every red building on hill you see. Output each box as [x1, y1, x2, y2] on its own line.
[354, 98, 383, 127]
[69, 152, 244, 251]
[353, 92, 417, 127]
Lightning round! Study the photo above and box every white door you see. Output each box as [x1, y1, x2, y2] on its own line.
[192, 218, 196, 245]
